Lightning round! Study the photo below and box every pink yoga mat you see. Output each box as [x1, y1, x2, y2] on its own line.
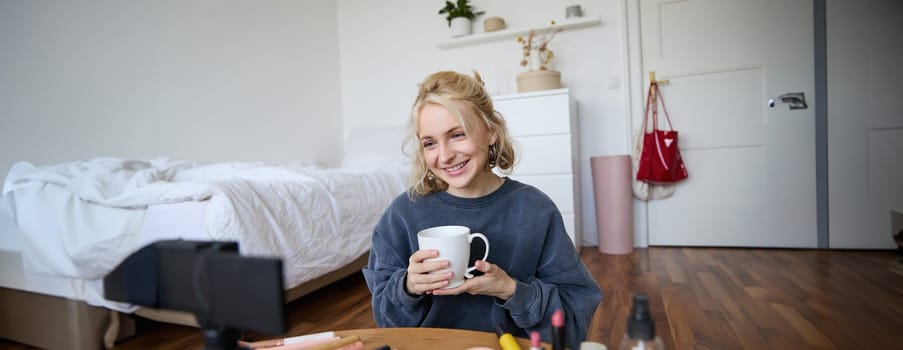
[591, 155, 634, 254]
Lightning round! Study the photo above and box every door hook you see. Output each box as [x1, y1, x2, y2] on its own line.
[768, 92, 808, 110]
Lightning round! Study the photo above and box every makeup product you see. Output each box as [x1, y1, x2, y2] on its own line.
[551, 309, 565, 350]
[530, 331, 542, 350]
[239, 331, 336, 348]
[334, 340, 365, 350]
[617, 293, 664, 350]
[496, 325, 523, 350]
[305, 335, 362, 350]
[260, 337, 340, 350]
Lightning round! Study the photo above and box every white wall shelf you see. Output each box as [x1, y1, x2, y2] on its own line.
[437, 16, 602, 49]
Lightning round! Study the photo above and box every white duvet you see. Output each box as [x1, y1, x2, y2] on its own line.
[1, 158, 407, 311]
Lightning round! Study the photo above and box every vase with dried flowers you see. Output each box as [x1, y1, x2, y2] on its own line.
[515, 21, 564, 92]
[518, 21, 562, 71]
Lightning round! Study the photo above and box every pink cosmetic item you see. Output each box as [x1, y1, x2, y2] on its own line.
[261, 336, 340, 350]
[530, 331, 542, 350]
[551, 309, 565, 350]
[239, 331, 336, 349]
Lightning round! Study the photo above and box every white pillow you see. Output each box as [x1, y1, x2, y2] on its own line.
[342, 125, 410, 169]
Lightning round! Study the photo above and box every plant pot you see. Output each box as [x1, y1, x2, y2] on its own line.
[516, 70, 562, 93]
[450, 17, 472, 37]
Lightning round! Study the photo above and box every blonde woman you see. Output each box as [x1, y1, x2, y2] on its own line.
[363, 71, 601, 350]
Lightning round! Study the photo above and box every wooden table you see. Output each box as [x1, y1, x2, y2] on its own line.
[334, 328, 549, 350]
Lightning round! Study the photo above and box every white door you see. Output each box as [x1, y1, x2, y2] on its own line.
[639, 0, 817, 247]
[827, 0, 903, 249]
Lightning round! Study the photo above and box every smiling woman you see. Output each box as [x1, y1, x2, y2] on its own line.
[362, 70, 602, 350]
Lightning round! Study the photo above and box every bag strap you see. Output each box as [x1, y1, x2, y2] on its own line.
[641, 81, 655, 134]
[651, 82, 659, 131]
[653, 83, 675, 130]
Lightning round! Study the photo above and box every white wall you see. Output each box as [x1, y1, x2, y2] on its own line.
[0, 0, 344, 173]
[337, 0, 629, 246]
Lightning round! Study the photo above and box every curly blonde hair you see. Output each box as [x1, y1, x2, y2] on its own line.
[406, 71, 516, 196]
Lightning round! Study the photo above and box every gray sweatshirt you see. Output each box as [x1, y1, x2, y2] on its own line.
[363, 179, 602, 350]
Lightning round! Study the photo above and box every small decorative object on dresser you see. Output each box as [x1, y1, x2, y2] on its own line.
[517, 70, 562, 93]
[439, 0, 485, 37]
[515, 21, 563, 92]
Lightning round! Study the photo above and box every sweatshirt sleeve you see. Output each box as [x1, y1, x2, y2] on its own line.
[497, 218, 602, 350]
[361, 213, 432, 327]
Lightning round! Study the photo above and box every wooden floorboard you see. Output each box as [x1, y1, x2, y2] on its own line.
[1, 248, 901, 349]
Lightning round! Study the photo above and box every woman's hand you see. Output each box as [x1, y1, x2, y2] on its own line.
[430, 260, 516, 300]
[405, 249, 453, 295]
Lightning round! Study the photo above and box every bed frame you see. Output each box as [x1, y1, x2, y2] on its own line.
[0, 253, 369, 350]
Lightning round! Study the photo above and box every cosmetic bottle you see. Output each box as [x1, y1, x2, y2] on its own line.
[618, 293, 665, 350]
[551, 309, 565, 350]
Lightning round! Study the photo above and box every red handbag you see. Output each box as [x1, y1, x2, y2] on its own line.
[636, 82, 688, 184]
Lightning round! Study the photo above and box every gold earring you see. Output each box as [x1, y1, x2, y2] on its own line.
[488, 144, 498, 168]
[427, 171, 435, 180]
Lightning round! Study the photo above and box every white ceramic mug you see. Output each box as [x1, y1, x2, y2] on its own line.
[416, 225, 490, 289]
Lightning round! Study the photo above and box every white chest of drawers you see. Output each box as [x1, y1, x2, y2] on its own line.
[493, 89, 581, 249]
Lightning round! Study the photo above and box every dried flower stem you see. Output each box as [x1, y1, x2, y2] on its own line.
[516, 21, 563, 71]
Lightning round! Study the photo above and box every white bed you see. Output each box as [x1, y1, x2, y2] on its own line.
[0, 151, 409, 349]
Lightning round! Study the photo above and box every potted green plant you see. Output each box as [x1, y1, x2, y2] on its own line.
[438, 0, 485, 37]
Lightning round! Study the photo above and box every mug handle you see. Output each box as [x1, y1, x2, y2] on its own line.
[464, 233, 490, 279]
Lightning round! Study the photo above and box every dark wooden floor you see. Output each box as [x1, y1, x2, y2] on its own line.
[2, 247, 902, 349]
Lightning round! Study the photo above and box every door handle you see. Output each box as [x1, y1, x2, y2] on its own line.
[768, 92, 808, 110]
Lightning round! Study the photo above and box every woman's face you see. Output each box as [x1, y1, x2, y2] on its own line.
[418, 103, 496, 198]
